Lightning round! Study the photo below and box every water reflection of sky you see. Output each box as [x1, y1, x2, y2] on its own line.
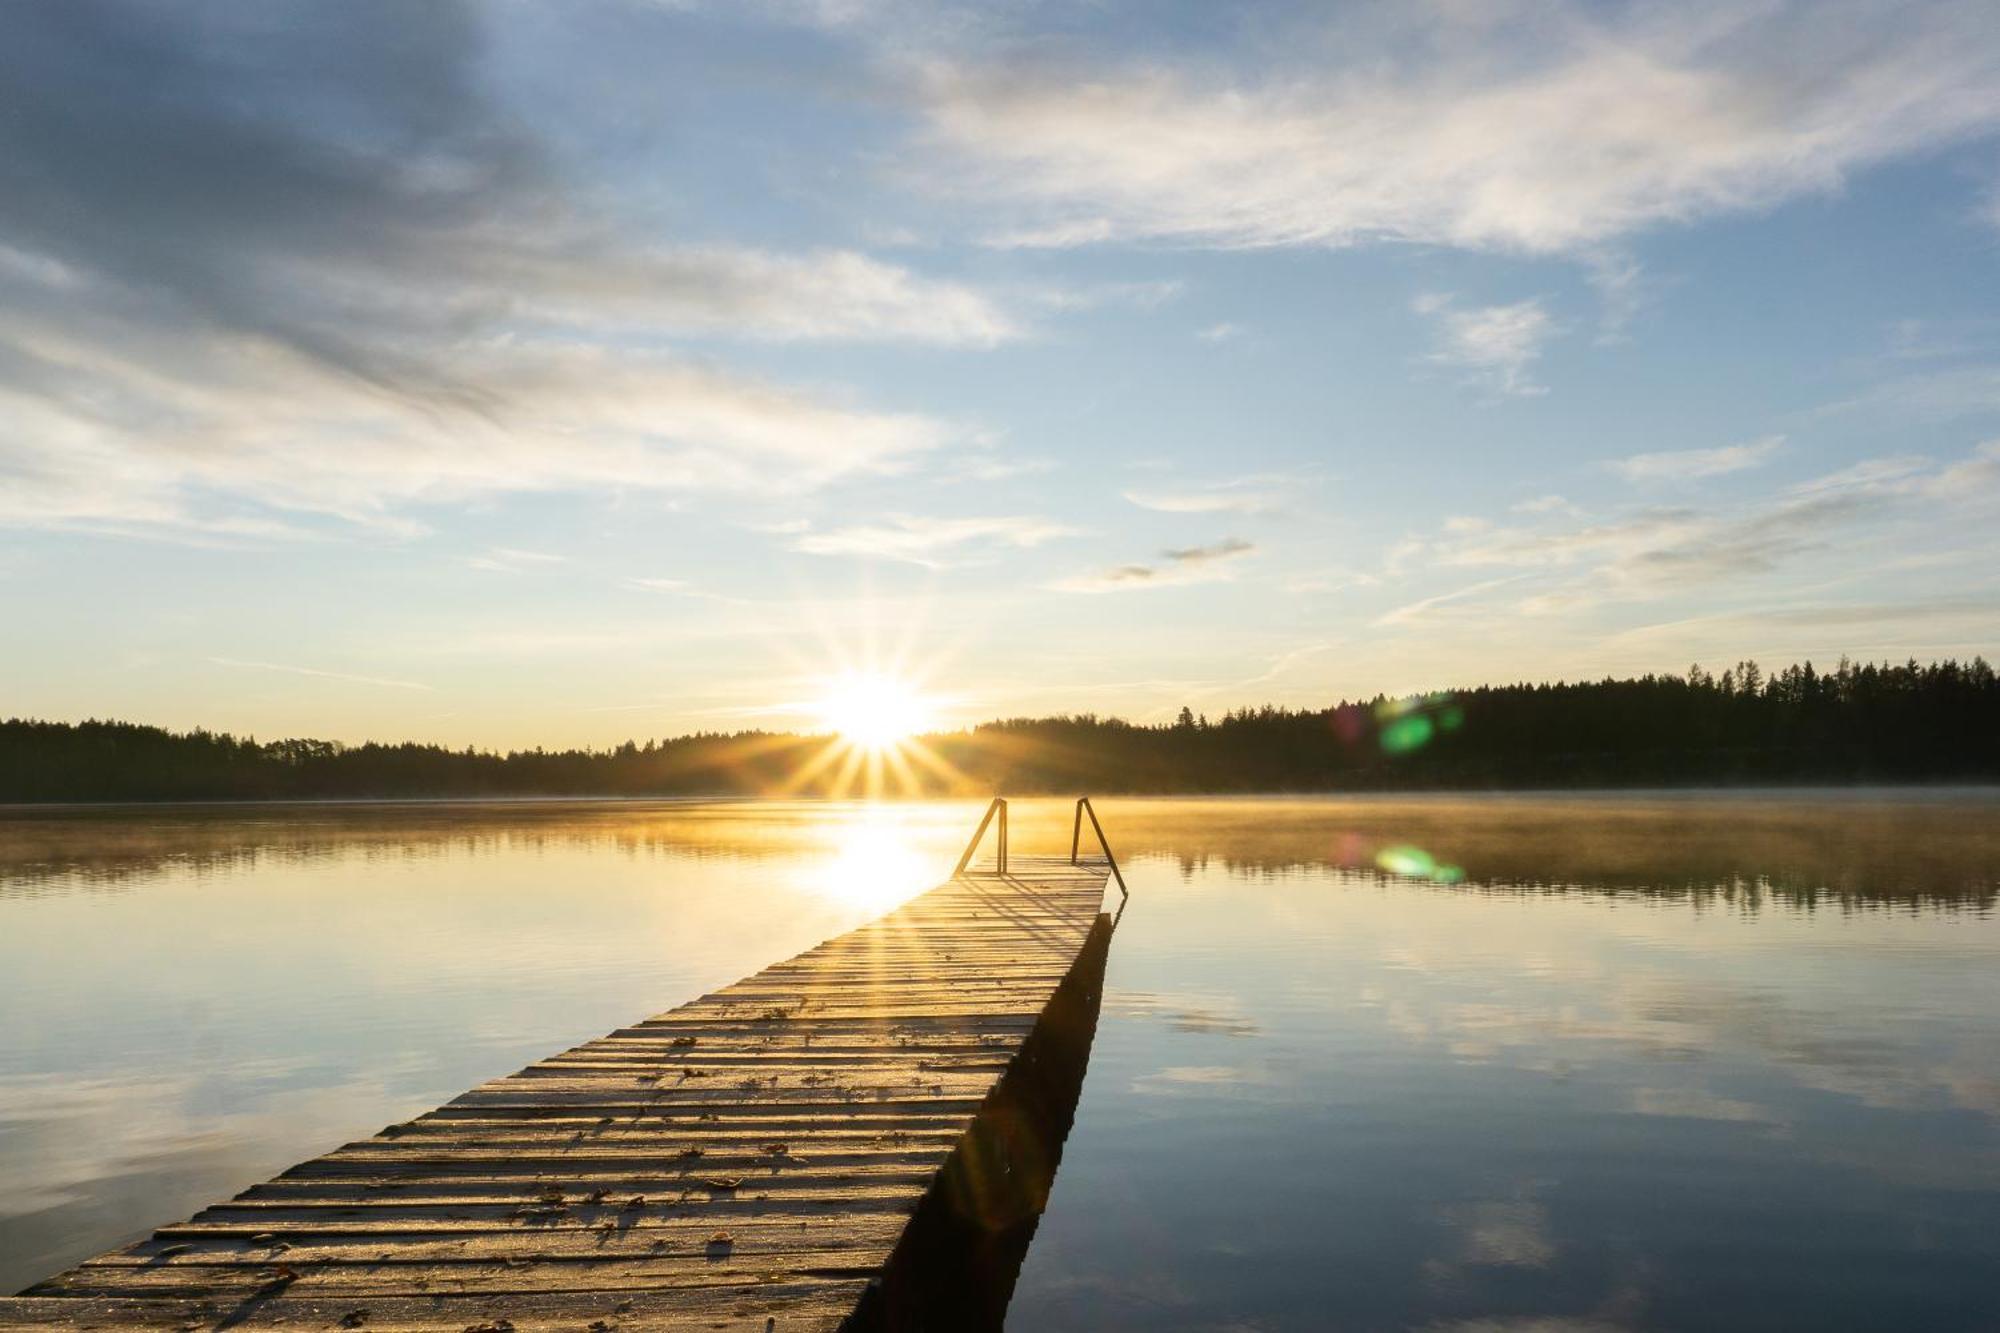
[0, 800, 978, 1292]
[3, 795, 1999, 1327]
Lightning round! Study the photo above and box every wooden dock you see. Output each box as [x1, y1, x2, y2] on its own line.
[1, 802, 1126, 1332]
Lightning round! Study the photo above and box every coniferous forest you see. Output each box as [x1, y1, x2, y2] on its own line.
[4, 658, 1996, 803]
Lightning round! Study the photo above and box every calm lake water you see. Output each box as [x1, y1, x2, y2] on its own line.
[3, 793, 1998, 1329]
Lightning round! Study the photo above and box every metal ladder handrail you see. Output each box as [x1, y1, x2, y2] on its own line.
[1069, 796, 1129, 903]
[953, 796, 1008, 876]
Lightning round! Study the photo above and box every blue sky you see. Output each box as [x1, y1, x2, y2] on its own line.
[3, 0, 1999, 746]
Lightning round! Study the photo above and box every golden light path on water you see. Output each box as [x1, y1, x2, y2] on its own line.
[793, 805, 938, 914]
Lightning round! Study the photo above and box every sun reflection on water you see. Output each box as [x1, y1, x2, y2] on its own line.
[797, 810, 936, 914]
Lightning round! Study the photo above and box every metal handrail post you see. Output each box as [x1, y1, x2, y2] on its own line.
[1068, 796, 1129, 902]
[954, 797, 1009, 877]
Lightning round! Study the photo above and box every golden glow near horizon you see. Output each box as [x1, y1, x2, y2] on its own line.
[748, 614, 978, 800]
[814, 672, 936, 751]
[768, 666, 971, 800]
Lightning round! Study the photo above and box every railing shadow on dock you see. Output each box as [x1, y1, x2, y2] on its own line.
[845, 910, 1115, 1332]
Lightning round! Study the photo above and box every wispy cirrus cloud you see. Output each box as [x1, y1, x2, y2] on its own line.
[208, 657, 432, 692]
[792, 514, 1074, 566]
[912, 2, 2000, 257]
[515, 244, 1024, 346]
[1426, 490, 1895, 592]
[1416, 294, 1557, 396]
[1124, 477, 1288, 516]
[1374, 576, 1528, 628]
[1611, 435, 1785, 482]
[1608, 595, 2000, 661]
[1055, 536, 1254, 593]
[0, 337, 955, 540]
[1034, 278, 1184, 312]
[1384, 440, 2000, 626]
[466, 548, 565, 573]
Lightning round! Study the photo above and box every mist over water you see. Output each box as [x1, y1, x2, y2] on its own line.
[3, 794, 1997, 1327]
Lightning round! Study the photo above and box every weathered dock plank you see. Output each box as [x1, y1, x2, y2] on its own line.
[1, 851, 1115, 1331]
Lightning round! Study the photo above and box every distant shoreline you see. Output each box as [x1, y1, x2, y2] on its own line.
[8, 658, 1996, 803]
[8, 783, 2000, 814]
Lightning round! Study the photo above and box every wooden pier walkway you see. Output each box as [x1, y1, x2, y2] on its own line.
[2, 801, 1126, 1332]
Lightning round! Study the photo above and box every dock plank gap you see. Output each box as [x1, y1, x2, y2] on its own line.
[2, 798, 1129, 1332]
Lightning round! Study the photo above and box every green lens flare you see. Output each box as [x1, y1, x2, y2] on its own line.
[1375, 845, 1435, 876]
[1375, 844, 1465, 883]
[1380, 714, 1435, 754]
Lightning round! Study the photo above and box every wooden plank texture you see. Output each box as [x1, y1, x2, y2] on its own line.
[2, 855, 1113, 1332]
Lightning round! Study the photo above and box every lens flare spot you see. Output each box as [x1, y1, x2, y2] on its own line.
[1376, 844, 1436, 877]
[1375, 843, 1465, 883]
[1379, 714, 1435, 754]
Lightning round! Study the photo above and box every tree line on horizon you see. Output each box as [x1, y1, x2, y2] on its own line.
[3, 657, 1996, 803]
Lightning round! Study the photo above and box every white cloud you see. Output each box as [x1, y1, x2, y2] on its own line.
[1610, 435, 1784, 482]
[1124, 477, 1287, 516]
[0, 7, 1009, 543]
[915, 2, 2000, 257]
[1197, 321, 1245, 342]
[944, 452, 1058, 483]
[1375, 575, 1528, 628]
[1936, 439, 2000, 493]
[1164, 537, 1255, 564]
[1436, 509, 1701, 572]
[1384, 441, 2000, 622]
[1035, 278, 1185, 311]
[1790, 455, 1929, 494]
[1055, 536, 1254, 593]
[0, 332, 954, 540]
[791, 513, 1074, 565]
[208, 657, 432, 692]
[467, 547, 566, 573]
[521, 244, 1024, 345]
[1831, 364, 2000, 421]
[1420, 296, 1557, 396]
[1583, 250, 1660, 341]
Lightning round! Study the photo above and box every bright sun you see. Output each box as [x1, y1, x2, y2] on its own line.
[815, 673, 934, 750]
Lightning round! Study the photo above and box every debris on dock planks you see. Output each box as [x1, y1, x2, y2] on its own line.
[1, 842, 1117, 1332]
